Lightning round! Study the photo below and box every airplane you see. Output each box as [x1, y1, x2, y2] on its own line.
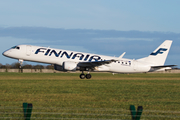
[2, 40, 176, 79]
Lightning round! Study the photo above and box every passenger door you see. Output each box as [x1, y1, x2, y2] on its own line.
[26, 45, 32, 56]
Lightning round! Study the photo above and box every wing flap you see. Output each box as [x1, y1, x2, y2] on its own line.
[78, 60, 115, 67]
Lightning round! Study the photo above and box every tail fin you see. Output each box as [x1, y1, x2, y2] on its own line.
[137, 40, 172, 66]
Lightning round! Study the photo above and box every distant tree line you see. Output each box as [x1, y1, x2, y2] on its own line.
[0, 62, 54, 69]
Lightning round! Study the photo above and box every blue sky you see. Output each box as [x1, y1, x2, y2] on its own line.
[1, 0, 180, 32]
[0, 0, 180, 67]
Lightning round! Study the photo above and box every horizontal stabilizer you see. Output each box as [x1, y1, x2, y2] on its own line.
[151, 65, 177, 68]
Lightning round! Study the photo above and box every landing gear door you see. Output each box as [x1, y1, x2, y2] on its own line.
[26, 45, 32, 56]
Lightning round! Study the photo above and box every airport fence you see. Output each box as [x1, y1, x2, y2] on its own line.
[0, 68, 180, 73]
[0, 105, 180, 120]
[0, 68, 66, 73]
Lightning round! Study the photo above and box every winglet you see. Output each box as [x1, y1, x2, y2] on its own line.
[118, 52, 126, 59]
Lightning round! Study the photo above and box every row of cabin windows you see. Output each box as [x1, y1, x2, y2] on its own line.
[100, 59, 131, 65]
[114, 61, 131, 65]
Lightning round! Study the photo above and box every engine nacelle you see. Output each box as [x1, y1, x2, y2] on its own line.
[54, 64, 64, 71]
[63, 61, 77, 71]
[54, 61, 78, 71]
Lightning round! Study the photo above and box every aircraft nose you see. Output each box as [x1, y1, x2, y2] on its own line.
[2, 51, 9, 56]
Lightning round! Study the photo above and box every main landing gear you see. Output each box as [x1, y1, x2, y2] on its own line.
[79, 72, 92, 79]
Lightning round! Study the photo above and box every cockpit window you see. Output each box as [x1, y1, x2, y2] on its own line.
[11, 46, 16, 49]
[11, 46, 20, 50]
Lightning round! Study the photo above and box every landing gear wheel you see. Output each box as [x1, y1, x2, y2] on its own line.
[80, 73, 86, 79]
[86, 74, 92, 79]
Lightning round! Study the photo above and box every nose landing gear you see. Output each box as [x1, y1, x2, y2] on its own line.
[19, 59, 24, 69]
[19, 59, 23, 73]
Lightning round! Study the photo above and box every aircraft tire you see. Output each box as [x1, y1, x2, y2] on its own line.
[86, 74, 92, 79]
[80, 73, 86, 79]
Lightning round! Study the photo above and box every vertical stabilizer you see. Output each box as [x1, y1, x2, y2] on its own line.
[138, 40, 172, 66]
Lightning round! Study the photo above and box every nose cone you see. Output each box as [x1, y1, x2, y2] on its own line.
[2, 51, 9, 57]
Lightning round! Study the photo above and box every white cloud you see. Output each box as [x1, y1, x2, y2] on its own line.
[0, 1, 180, 32]
[93, 37, 155, 41]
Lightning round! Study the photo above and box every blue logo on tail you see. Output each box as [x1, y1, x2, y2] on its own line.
[150, 48, 167, 56]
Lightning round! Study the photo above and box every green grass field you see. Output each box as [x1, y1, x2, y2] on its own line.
[0, 72, 180, 120]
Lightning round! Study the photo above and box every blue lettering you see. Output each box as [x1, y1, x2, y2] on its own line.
[35, 48, 47, 54]
[35, 48, 103, 62]
[45, 49, 51, 55]
[49, 50, 62, 57]
[72, 53, 84, 60]
[61, 51, 73, 59]
[89, 55, 101, 62]
[84, 55, 90, 61]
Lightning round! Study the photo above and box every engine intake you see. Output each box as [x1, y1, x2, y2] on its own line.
[54, 61, 77, 71]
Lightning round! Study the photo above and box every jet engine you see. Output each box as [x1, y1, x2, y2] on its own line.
[63, 61, 77, 71]
[54, 61, 78, 71]
[54, 64, 64, 71]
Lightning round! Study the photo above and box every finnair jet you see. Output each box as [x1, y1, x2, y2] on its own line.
[3, 40, 176, 79]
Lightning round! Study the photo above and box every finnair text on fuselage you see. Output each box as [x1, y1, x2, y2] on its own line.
[35, 48, 132, 66]
[35, 48, 102, 62]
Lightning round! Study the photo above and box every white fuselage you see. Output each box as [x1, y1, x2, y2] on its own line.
[3, 45, 152, 73]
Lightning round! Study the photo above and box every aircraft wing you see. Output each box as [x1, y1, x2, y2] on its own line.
[78, 59, 116, 67]
[151, 65, 177, 68]
[78, 52, 126, 68]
